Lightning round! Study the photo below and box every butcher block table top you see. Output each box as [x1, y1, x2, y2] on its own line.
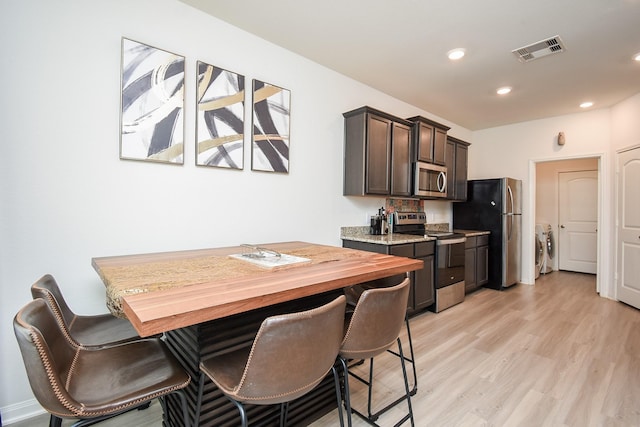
[92, 241, 422, 337]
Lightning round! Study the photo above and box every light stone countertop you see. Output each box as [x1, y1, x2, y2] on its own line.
[341, 225, 490, 246]
[454, 229, 491, 237]
[340, 226, 436, 246]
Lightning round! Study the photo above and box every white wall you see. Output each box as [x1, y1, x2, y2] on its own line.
[0, 0, 472, 421]
[612, 92, 640, 150]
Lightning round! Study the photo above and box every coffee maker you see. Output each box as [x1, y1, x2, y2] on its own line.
[369, 207, 388, 235]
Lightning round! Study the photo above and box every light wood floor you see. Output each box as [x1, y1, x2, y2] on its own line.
[315, 271, 640, 427]
[13, 272, 640, 426]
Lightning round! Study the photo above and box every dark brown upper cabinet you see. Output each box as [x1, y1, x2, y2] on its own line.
[446, 135, 470, 201]
[343, 106, 412, 197]
[406, 116, 450, 166]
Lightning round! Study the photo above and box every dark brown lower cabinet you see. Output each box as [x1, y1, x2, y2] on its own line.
[464, 234, 489, 293]
[342, 240, 435, 314]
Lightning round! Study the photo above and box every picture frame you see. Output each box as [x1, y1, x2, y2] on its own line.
[119, 38, 185, 164]
[196, 61, 245, 169]
[251, 79, 291, 173]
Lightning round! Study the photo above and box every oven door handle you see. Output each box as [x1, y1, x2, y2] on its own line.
[436, 237, 467, 245]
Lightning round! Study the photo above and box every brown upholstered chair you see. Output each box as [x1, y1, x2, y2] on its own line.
[13, 299, 191, 427]
[31, 274, 142, 347]
[338, 278, 415, 427]
[343, 274, 418, 395]
[195, 295, 347, 427]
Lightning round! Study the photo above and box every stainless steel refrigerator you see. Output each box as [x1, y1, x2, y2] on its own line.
[453, 178, 522, 289]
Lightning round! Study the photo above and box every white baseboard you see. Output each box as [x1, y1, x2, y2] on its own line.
[1, 399, 46, 425]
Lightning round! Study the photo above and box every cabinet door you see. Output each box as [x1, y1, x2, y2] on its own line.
[477, 245, 489, 286]
[454, 143, 468, 200]
[365, 114, 392, 195]
[391, 121, 412, 197]
[416, 122, 434, 163]
[464, 247, 477, 292]
[414, 254, 434, 309]
[433, 128, 447, 165]
[445, 139, 455, 200]
[389, 244, 414, 310]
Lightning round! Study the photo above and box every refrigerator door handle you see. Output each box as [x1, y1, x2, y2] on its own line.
[507, 184, 514, 214]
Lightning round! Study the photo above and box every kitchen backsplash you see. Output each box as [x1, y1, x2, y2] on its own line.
[386, 198, 423, 213]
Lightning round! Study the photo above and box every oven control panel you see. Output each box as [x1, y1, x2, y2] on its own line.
[394, 212, 426, 225]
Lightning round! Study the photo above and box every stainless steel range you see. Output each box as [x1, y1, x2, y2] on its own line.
[393, 212, 466, 312]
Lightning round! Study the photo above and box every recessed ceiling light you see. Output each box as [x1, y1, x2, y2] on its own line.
[580, 101, 594, 108]
[633, 52, 640, 62]
[496, 86, 512, 95]
[447, 48, 466, 60]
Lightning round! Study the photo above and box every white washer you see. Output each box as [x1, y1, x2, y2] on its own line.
[536, 223, 553, 274]
[534, 231, 543, 279]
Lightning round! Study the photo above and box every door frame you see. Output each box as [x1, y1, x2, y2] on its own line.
[528, 153, 606, 295]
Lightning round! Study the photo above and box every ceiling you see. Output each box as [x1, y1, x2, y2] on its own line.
[180, 0, 640, 130]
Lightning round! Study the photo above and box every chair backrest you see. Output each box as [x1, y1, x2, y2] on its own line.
[13, 299, 83, 418]
[234, 295, 346, 404]
[31, 274, 76, 329]
[340, 278, 410, 360]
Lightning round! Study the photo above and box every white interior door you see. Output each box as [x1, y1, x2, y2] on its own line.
[558, 170, 598, 274]
[617, 147, 640, 309]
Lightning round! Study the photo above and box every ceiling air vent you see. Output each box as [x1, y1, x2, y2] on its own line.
[512, 35, 566, 63]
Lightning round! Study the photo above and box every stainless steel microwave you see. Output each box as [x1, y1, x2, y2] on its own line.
[413, 161, 447, 198]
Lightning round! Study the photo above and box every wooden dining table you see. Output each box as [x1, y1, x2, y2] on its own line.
[92, 241, 422, 426]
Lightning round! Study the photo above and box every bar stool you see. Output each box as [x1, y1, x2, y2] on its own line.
[343, 274, 418, 395]
[195, 295, 347, 426]
[13, 299, 191, 427]
[31, 274, 142, 347]
[338, 278, 414, 427]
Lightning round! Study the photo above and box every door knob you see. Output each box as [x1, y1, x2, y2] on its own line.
[560, 225, 565, 228]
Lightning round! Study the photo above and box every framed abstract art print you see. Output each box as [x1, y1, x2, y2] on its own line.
[120, 38, 185, 164]
[251, 79, 291, 173]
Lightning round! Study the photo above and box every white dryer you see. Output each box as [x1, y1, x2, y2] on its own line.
[544, 224, 555, 272]
[536, 223, 554, 274]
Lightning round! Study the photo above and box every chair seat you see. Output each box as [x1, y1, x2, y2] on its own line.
[15, 298, 191, 427]
[67, 338, 190, 415]
[200, 346, 252, 397]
